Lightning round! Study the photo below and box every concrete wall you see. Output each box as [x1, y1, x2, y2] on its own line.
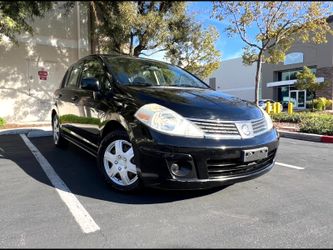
[207, 57, 256, 101]
[0, 2, 90, 123]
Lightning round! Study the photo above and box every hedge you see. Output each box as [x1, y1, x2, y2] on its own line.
[270, 112, 333, 135]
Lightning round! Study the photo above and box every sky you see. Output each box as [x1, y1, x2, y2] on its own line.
[143, 1, 247, 62]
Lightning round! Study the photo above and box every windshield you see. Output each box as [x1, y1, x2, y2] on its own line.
[104, 56, 208, 89]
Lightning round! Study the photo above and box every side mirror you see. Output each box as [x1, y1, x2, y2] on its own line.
[81, 77, 99, 91]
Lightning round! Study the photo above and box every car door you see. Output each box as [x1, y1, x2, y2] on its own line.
[57, 62, 83, 137]
[74, 57, 113, 147]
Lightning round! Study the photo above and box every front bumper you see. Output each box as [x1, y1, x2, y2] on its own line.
[131, 123, 279, 190]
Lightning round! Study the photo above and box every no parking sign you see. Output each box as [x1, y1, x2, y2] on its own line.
[38, 69, 48, 80]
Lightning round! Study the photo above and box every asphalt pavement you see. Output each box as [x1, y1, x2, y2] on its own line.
[0, 134, 332, 248]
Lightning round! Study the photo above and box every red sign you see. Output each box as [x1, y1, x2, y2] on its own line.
[38, 69, 48, 80]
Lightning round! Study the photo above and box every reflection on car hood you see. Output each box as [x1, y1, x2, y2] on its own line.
[120, 86, 263, 121]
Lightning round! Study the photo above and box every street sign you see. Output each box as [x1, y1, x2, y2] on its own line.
[38, 69, 48, 80]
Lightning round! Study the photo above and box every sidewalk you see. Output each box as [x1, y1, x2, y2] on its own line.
[0, 125, 52, 138]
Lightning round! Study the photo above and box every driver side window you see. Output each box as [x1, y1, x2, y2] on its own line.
[81, 59, 111, 91]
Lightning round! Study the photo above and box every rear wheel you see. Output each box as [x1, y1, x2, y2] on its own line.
[52, 114, 68, 148]
[97, 130, 141, 192]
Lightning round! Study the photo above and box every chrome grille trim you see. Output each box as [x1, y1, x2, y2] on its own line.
[251, 118, 268, 136]
[187, 118, 241, 139]
[187, 117, 268, 139]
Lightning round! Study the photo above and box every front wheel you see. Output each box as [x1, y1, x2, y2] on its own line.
[97, 130, 141, 192]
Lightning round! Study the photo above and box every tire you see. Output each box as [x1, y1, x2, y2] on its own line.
[52, 114, 68, 148]
[97, 130, 141, 192]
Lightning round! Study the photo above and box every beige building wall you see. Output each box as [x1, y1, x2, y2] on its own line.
[207, 57, 256, 101]
[0, 2, 90, 123]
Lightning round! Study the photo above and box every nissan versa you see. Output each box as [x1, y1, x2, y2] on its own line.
[51, 54, 279, 192]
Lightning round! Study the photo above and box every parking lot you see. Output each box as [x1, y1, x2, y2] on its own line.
[0, 134, 333, 248]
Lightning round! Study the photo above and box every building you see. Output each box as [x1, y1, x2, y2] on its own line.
[261, 17, 333, 109]
[207, 57, 256, 101]
[0, 2, 90, 123]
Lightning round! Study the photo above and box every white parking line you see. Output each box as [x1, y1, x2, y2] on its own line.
[20, 134, 100, 234]
[276, 161, 305, 170]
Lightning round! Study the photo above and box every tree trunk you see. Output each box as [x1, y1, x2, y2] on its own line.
[254, 52, 263, 106]
[129, 32, 134, 56]
[134, 44, 144, 57]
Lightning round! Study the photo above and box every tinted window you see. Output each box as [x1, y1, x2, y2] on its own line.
[104, 57, 208, 89]
[81, 59, 110, 91]
[66, 65, 81, 88]
[284, 52, 303, 65]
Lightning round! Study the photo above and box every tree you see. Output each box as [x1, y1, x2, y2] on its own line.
[0, 1, 53, 45]
[212, 1, 333, 105]
[166, 25, 221, 79]
[86, 1, 220, 79]
[295, 66, 328, 110]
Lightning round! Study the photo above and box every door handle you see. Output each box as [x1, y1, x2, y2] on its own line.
[71, 96, 79, 101]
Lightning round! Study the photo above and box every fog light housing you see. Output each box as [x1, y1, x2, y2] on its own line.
[170, 161, 192, 177]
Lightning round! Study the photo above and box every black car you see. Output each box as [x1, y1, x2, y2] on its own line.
[51, 54, 279, 192]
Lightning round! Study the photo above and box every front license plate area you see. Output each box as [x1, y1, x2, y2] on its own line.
[242, 147, 268, 162]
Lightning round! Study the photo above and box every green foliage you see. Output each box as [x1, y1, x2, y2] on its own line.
[165, 25, 221, 79]
[0, 2, 53, 44]
[313, 97, 333, 111]
[60, 115, 100, 126]
[270, 111, 333, 124]
[299, 115, 333, 135]
[270, 112, 304, 123]
[212, 2, 333, 104]
[295, 67, 328, 102]
[0, 117, 6, 128]
[88, 1, 220, 79]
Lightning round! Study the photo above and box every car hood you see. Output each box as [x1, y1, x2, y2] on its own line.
[119, 86, 263, 121]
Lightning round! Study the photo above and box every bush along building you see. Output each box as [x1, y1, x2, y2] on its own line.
[261, 16, 333, 110]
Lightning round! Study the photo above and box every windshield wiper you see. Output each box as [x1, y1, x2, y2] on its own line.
[167, 84, 208, 89]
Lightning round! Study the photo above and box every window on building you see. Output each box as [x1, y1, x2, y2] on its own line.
[284, 52, 304, 65]
[278, 66, 316, 81]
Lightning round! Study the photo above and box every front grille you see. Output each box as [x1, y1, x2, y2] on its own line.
[206, 149, 276, 178]
[251, 118, 267, 135]
[187, 118, 240, 137]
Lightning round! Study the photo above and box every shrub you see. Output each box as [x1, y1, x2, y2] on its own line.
[270, 111, 332, 123]
[313, 97, 333, 111]
[270, 112, 304, 123]
[0, 117, 6, 128]
[299, 115, 333, 135]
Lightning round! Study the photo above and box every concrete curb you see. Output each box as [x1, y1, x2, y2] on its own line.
[0, 126, 52, 138]
[278, 130, 333, 143]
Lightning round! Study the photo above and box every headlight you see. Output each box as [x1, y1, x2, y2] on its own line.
[134, 103, 204, 138]
[262, 109, 273, 130]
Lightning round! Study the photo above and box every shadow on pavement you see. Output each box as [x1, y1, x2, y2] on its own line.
[0, 134, 229, 205]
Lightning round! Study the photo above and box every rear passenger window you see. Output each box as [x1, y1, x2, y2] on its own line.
[66, 65, 81, 88]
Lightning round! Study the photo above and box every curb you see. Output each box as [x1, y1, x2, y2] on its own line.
[0, 126, 52, 138]
[278, 130, 333, 143]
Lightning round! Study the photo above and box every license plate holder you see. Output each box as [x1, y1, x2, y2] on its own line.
[242, 147, 268, 162]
